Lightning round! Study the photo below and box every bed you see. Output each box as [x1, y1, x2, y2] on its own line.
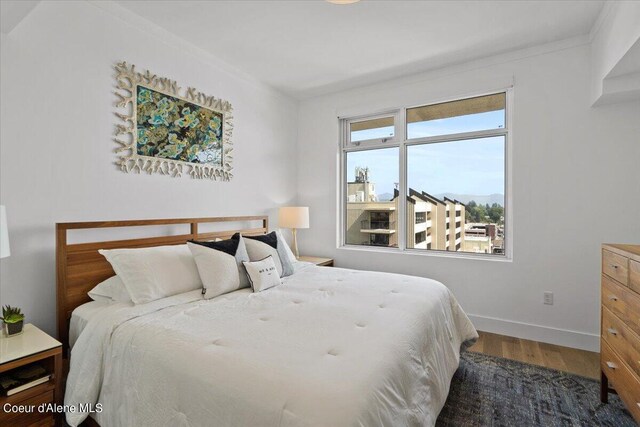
[57, 216, 477, 427]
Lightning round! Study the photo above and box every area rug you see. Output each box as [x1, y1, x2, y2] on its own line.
[436, 351, 636, 427]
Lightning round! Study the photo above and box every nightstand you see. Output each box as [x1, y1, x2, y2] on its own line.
[298, 256, 334, 267]
[0, 324, 62, 427]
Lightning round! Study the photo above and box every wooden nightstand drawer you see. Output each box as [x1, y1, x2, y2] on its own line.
[1, 390, 54, 425]
[602, 274, 640, 337]
[3, 413, 54, 427]
[5, 413, 54, 427]
[602, 306, 640, 379]
[603, 249, 629, 287]
[28, 416, 56, 427]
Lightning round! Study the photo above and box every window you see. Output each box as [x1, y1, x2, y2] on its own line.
[344, 147, 399, 247]
[341, 91, 509, 258]
[370, 234, 390, 246]
[406, 93, 505, 139]
[349, 116, 395, 144]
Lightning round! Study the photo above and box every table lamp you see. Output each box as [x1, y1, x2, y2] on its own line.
[278, 207, 309, 258]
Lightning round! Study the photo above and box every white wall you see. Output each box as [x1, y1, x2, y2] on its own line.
[296, 42, 640, 351]
[0, 1, 298, 337]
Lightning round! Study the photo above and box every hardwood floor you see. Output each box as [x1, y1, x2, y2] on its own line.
[467, 331, 600, 379]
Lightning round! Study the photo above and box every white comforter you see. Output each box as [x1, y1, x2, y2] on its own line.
[66, 266, 477, 427]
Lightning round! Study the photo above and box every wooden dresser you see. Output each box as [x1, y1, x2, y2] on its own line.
[600, 243, 640, 422]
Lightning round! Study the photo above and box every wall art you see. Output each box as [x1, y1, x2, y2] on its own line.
[114, 62, 233, 180]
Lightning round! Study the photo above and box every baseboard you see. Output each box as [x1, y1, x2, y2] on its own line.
[467, 314, 600, 352]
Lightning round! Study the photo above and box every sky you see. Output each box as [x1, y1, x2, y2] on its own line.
[347, 110, 505, 199]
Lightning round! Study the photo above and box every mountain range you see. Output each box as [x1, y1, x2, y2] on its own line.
[376, 192, 504, 206]
[436, 193, 504, 206]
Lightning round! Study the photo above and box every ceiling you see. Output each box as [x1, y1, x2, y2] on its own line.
[115, 1, 604, 99]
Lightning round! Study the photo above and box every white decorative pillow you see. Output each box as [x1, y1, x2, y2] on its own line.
[99, 244, 202, 304]
[243, 256, 282, 292]
[187, 236, 250, 299]
[233, 232, 296, 277]
[88, 275, 132, 303]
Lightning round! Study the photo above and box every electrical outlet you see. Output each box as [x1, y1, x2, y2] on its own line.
[544, 291, 554, 305]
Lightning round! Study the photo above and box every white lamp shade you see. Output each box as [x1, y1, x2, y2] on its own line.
[0, 205, 10, 259]
[278, 207, 309, 229]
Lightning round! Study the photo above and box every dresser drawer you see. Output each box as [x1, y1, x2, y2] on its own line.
[602, 306, 640, 379]
[603, 249, 629, 286]
[602, 274, 640, 337]
[630, 259, 640, 295]
[601, 340, 640, 422]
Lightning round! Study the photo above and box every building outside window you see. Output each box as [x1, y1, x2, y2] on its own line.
[342, 91, 509, 257]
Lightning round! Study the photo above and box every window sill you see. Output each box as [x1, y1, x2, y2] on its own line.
[338, 244, 512, 262]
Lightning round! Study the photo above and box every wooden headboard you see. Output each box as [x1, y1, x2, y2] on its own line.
[56, 215, 268, 356]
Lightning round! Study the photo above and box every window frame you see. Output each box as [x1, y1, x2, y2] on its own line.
[345, 111, 402, 148]
[338, 88, 513, 261]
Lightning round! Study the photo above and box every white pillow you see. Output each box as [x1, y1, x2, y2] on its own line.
[236, 231, 296, 277]
[243, 256, 282, 292]
[99, 244, 202, 304]
[243, 238, 282, 276]
[187, 237, 250, 299]
[88, 275, 132, 303]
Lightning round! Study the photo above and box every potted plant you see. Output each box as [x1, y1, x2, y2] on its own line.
[1, 305, 24, 336]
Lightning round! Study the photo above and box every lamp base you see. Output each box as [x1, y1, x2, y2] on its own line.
[291, 228, 299, 259]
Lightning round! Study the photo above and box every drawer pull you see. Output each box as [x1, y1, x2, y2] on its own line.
[606, 361, 617, 370]
[610, 264, 619, 269]
[607, 328, 618, 336]
[608, 294, 618, 301]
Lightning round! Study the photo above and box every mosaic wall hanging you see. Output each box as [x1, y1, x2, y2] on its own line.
[114, 62, 233, 180]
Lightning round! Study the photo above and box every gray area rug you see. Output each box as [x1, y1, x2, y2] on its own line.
[436, 351, 636, 427]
